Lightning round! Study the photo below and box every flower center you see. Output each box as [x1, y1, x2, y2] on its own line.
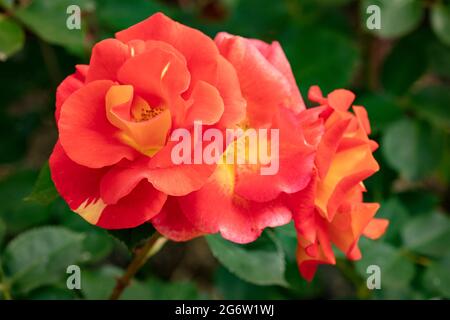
[106, 85, 172, 157]
[132, 102, 165, 122]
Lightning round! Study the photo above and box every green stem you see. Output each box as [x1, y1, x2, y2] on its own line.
[109, 232, 167, 300]
[0, 264, 12, 300]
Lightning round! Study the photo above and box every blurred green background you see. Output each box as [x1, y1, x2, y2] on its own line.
[0, 0, 449, 300]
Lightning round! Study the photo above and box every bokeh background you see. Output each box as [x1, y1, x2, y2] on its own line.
[0, 0, 449, 300]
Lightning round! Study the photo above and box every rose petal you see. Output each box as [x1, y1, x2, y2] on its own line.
[58, 80, 138, 168]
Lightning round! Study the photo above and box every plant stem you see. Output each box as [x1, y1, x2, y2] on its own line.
[0, 264, 12, 300]
[109, 231, 167, 300]
[0, 284, 12, 300]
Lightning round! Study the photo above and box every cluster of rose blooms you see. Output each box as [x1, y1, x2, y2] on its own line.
[50, 13, 388, 280]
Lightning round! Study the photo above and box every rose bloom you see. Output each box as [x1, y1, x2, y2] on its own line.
[51, 13, 247, 228]
[50, 12, 387, 280]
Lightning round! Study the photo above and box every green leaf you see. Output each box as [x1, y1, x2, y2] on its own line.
[376, 198, 410, 244]
[80, 230, 114, 264]
[381, 119, 444, 180]
[409, 85, 450, 132]
[359, 93, 402, 134]
[381, 32, 427, 95]
[355, 239, 415, 290]
[0, 0, 14, 9]
[81, 265, 121, 300]
[28, 286, 78, 300]
[2, 226, 84, 294]
[0, 14, 25, 61]
[401, 211, 450, 258]
[206, 231, 287, 286]
[431, 3, 450, 46]
[12, 0, 93, 50]
[428, 39, 450, 78]
[422, 254, 450, 298]
[215, 267, 285, 299]
[107, 223, 156, 250]
[49, 199, 113, 263]
[137, 277, 200, 300]
[25, 162, 58, 206]
[82, 265, 200, 300]
[361, 0, 424, 38]
[284, 25, 360, 94]
[273, 222, 298, 261]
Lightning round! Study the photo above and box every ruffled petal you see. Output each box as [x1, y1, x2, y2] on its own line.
[147, 137, 216, 196]
[247, 38, 305, 113]
[327, 89, 355, 111]
[49, 141, 106, 213]
[152, 197, 203, 241]
[315, 144, 379, 221]
[86, 39, 130, 83]
[329, 202, 380, 260]
[179, 163, 291, 244]
[55, 64, 88, 122]
[214, 56, 247, 127]
[99, 157, 151, 205]
[117, 46, 190, 109]
[215, 33, 294, 127]
[58, 80, 138, 168]
[363, 218, 389, 240]
[184, 81, 224, 126]
[116, 12, 219, 97]
[97, 180, 167, 229]
[50, 142, 166, 229]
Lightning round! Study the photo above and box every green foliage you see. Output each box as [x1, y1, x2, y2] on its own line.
[401, 211, 450, 258]
[25, 162, 59, 206]
[206, 231, 287, 286]
[28, 285, 78, 300]
[2, 226, 84, 295]
[8, 0, 93, 50]
[361, 0, 424, 38]
[360, 93, 402, 134]
[431, 3, 450, 46]
[107, 223, 156, 250]
[82, 265, 200, 300]
[0, 14, 24, 61]
[381, 31, 428, 95]
[355, 239, 416, 292]
[422, 253, 450, 298]
[0, 0, 449, 301]
[409, 85, 450, 132]
[0, 171, 52, 232]
[284, 25, 360, 94]
[382, 119, 444, 181]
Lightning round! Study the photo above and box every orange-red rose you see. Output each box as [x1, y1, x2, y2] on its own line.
[51, 13, 246, 228]
[287, 86, 389, 280]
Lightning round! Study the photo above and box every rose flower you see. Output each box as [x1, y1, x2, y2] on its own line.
[50, 13, 246, 228]
[287, 86, 389, 280]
